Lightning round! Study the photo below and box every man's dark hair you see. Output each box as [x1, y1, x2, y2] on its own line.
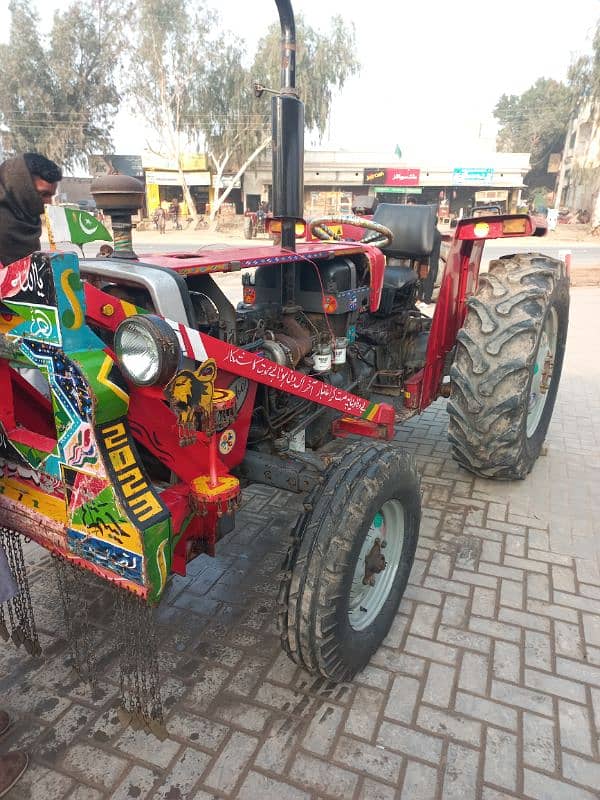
[23, 152, 62, 183]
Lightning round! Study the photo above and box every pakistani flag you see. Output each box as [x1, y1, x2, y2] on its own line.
[45, 205, 112, 247]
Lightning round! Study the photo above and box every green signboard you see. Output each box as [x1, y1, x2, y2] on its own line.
[376, 187, 423, 194]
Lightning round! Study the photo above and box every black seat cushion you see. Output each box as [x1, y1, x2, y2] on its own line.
[373, 203, 437, 258]
[382, 265, 418, 290]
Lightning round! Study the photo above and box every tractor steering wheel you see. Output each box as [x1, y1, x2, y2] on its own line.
[309, 215, 393, 249]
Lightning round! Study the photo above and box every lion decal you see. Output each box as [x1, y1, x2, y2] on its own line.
[165, 358, 217, 445]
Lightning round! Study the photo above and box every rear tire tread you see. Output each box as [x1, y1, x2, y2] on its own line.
[448, 253, 569, 480]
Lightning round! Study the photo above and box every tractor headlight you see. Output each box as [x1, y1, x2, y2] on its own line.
[115, 315, 181, 387]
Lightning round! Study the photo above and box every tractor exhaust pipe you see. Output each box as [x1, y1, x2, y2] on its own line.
[274, 0, 296, 88]
[272, 0, 304, 252]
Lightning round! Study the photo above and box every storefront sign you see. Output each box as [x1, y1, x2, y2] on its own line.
[141, 152, 207, 171]
[385, 168, 420, 186]
[213, 175, 242, 189]
[364, 168, 386, 185]
[145, 170, 211, 187]
[475, 189, 508, 202]
[377, 187, 423, 194]
[364, 168, 420, 187]
[452, 167, 494, 185]
[547, 153, 561, 174]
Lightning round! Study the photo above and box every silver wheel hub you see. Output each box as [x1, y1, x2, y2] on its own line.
[348, 499, 405, 631]
[527, 307, 558, 438]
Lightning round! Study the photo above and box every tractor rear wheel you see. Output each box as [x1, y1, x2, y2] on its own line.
[243, 216, 254, 239]
[448, 253, 569, 479]
[278, 441, 420, 681]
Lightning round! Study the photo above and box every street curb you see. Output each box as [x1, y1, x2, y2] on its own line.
[570, 268, 600, 287]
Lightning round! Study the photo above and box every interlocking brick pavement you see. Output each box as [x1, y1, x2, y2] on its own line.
[2, 287, 600, 799]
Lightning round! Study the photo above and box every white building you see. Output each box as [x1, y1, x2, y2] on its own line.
[555, 101, 600, 215]
[243, 149, 532, 218]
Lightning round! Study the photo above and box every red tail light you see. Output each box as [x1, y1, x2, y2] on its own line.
[243, 287, 256, 305]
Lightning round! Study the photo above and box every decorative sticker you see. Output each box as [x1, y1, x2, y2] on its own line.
[165, 358, 217, 444]
[218, 428, 236, 455]
[97, 420, 169, 530]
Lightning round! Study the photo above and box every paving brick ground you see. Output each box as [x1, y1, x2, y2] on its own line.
[2, 287, 600, 800]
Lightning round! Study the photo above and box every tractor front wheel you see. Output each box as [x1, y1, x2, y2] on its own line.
[448, 253, 569, 479]
[278, 441, 421, 681]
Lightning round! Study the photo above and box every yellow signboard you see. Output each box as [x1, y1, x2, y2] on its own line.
[141, 152, 207, 171]
[146, 183, 160, 214]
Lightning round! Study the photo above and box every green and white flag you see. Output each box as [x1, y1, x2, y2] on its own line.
[45, 205, 112, 247]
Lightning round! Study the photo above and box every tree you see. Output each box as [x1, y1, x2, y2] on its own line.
[494, 78, 573, 190]
[568, 21, 600, 112]
[252, 15, 359, 138]
[0, 2, 53, 158]
[127, 0, 213, 219]
[0, 0, 126, 170]
[190, 32, 269, 224]
[194, 14, 360, 222]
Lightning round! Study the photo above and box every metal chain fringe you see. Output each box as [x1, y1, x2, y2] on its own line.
[0, 527, 41, 656]
[3, 532, 166, 739]
[114, 589, 166, 739]
[52, 556, 98, 686]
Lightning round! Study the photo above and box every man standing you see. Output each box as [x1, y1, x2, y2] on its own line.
[0, 152, 62, 265]
[0, 151, 60, 794]
[153, 206, 166, 234]
[170, 198, 181, 230]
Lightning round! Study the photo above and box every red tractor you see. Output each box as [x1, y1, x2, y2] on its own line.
[0, 0, 568, 699]
[243, 203, 270, 238]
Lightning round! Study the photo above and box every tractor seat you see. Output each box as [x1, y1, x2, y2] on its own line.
[373, 203, 437, 260]
[383, 265, 418, 290]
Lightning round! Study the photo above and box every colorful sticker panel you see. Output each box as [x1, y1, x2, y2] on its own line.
[67, 529, 143, 584]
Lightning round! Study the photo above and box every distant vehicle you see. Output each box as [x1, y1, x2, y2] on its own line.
[244, 203, 270, 238]
[469, 204, 503, 217]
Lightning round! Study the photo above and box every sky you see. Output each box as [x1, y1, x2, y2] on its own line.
[1, 0, 599, 163]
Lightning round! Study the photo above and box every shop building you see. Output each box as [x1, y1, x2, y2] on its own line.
[141, 153, 211, 216]
[242, 149, 531, 218]
[555, 99, 600, 214]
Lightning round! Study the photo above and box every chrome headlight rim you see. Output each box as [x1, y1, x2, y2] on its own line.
[115, 314, 182, 387]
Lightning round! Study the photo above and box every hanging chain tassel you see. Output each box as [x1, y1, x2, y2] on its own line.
[1, 529, 165, 738]
[115, 588, 166, 740]
[0, 527, 41, 657]
[52, 556, 98, 687]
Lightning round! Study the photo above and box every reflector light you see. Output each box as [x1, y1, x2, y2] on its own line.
[243, 286, 256, 305]
[268, 219, 306, 237]
[323, 295, 338, 313]
[457, 214, 537, 240]
[502, 218, 529, 234]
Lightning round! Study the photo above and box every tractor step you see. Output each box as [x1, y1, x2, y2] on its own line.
[332, 416, 393, 440]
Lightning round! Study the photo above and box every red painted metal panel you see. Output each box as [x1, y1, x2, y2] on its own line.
[410, 238, 484, 410]
[139, 241, 369, 276]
